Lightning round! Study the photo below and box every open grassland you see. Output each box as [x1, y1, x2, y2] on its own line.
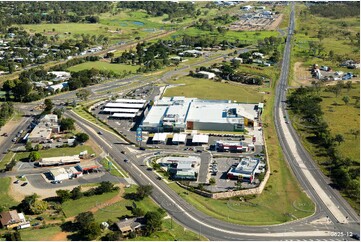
[320, 84, 360, 162]
[13, 146, 94, 162]
[20, 226, 62, 241]
[67, 61, 138, 74]
[164, 77, 264, 103]
[0, 152, 15, 169]
[168, 181, 314, 226]
[289, 83, 360, 212]
[290, 83, 360, 164]
[291, 3, 360, 87]
[62, 190, 119, 217]
[173, 27, 279, 45]
[0, 177, 18, 210]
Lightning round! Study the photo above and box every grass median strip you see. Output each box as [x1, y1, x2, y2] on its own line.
[100, 156, 129, 178]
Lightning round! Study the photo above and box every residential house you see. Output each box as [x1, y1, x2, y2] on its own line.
[115, 217, 146, 236]
[0, 210, 27, 229]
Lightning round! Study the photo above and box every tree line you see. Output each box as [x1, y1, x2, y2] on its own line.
[0, 2, 110, 28]
[117, 1, 196, 20]
[309, 2, 360, 19]
[287, 84, 359, 203]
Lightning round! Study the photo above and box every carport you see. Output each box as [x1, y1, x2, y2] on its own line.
[153, 133, 168, 143]
[172, 133, 187, 144]
[192, 134, 209, 144]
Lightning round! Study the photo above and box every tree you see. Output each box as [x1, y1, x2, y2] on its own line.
[345, 81, 352, 92]
[53, 108, 63, 119]
[82, 222, 101, 240]
[30, 199, 48, 214]
[44, 99, 53, 112]
[95, 181, 117, 194]
[342, 96, 350, 105]
[60, 118, 75, 131]
[144, 211, 163, 236]
[132, 207, 145, 217]
[209, 177, 216, 185]
[71, 186, 83, 200]
[334, 134, 344, 145]
[28, 151, 40, 162]
[34, 144, 42, 151]
[76, 89, 91, 101]
[350, 129, 360, 139]
[56, 189, 71, 203]
[75, 133, 89, 143]
[25, 141, 33, 152]
[102, 231, 121, 241]
[75, 211, 95, 229]
[135, 185, 153, 200]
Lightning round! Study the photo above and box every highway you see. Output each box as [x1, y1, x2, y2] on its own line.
[273, 1, 359, 235]
[1, 2, 359, 240]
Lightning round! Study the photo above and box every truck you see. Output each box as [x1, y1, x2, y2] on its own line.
[17, 223, 31, 230]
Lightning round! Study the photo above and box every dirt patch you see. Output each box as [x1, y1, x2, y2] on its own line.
[8, 177, 25, 202]
[267, 14, 283, 30]
[292, 62, 313, 87]
[49, 231, 70, 241]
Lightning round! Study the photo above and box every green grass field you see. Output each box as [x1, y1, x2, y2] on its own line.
[20, 226, 62, 241]
[67, 61, 138, 74]
[0, 177, 18, 210]
[100, 157, 128, 178]
[62, 190, 118, 217]
[168, 182, 314, 226]
[289, 83, 360, 211]
[13, 146, 94, 162]
[163, 77, 264, 103]
[320, 84, 360, 162]
[290, 83, 360, 163]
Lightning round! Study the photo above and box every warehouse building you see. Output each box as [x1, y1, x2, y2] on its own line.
[141, 97, 259, 133]
[39, 155, 80, 167]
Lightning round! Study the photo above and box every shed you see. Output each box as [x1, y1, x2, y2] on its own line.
[192, 134, 209, 144]
[172, 133, 187, 143]
[153, 133, 168, 143]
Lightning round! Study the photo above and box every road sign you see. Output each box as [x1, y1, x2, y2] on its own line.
[136, 127, 142, 142]
[108, 161, 112, 171]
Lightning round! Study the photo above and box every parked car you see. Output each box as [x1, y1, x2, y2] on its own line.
[21, 182, 28, 186]
[14, 180, 19, 184]
[147, 167, 153, 171]
[12, 137, 17, 142]
[124, 159, 129, 163]
[98, 131, 103, 135]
